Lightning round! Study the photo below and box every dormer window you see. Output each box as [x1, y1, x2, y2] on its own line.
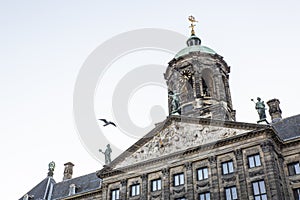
[69, 184, 77, 195]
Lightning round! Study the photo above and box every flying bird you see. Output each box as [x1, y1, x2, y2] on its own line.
[98, 119, 117, 127]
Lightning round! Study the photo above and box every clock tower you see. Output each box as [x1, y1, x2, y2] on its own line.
[165, 16, 236, 121]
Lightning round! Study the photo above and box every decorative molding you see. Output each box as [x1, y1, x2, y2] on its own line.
[249, 169, 265, 177]
[234, 149, 243, 159]
[141, 174, 148, 181]
[162, 168, 170, 177]
[222, 174, 236, 183]
[172, 186, 185, 194]
[151, 191, 162, 199]
[261, 141, 274, 153]
[121, 179, 127, 187]
[196, 180, 210, 189]
[209, 156, 217, 164]
[185, 162, 192, 170]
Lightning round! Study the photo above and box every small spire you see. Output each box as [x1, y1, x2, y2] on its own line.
[47, 161, 55, 177]
[188, 15, 198, 36]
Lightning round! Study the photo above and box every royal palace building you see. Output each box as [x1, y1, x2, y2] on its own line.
[20, 19, 300, 200]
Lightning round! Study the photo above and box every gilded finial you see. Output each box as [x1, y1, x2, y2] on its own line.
[188, 15, 198, 35]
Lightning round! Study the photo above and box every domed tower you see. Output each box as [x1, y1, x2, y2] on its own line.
[165, 16, 236, 121]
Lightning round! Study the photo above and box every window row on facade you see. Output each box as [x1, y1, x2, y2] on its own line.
[109, 157, 300, 199]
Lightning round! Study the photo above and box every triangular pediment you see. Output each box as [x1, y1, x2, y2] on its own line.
[109, 116, 266, 170]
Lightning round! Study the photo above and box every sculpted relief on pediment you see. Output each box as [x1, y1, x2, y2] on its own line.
[116, 122, 249, 168]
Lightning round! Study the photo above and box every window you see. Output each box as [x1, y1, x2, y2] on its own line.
[288, 162, 300, 176]
[130, 184, 140, 197]
[222, 161, 234, 175]
[175, 198, 186, 200]
[197, 167, 209, 181]
[111, 189, 120, 200]
[225, 186, 238, 200]
[293, 188, 300, 200]
[174, 173, 184, 186]
[252, 180, 267, 200]
[248, 154, 262, 168]
[199, 192, 211, 200]
[151, 179, 162, 192]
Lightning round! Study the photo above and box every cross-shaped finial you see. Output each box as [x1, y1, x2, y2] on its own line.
[188, 15, 198, 35]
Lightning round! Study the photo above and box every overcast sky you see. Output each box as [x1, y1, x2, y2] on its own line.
[1, 1, 300, 199]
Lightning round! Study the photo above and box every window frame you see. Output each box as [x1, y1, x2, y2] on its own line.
[151, 178, 162, 192]
[173, 173, 185, 186]
[288, 162, 300, 176]
[293, 188, 300, 200]
[248, 154, 262, 168]
[111, 188, 120, 200]
[252, 180, 267, 200]
[130, 184, 140, 197]
[225, 186, 238, 200]
[197, 167, 209, 181]
[222, 160, 234, 175]
[199, 191, 211, 200]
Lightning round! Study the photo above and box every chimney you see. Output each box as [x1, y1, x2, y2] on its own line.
[267, 99, 282, 123]
[63, 162, 74, 181]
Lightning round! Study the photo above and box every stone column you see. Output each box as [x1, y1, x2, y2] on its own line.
[141, 174, 148, 200]
[102, 183, 108, 200]
[162, 168, 170, 200]
[185, 162, 194, 199]
[120, 179, 127, 200]
[234, 149, 248, 199]
[261, 141, 282, 200]
[209, 156, 220, 199]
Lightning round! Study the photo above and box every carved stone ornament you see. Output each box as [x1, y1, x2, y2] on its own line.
[151, 191, 162, 199]
[172, 186, 185, 194]
[116, 122, 249, 168]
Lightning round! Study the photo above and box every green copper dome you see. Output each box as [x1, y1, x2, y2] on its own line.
[175, 45, 216, 59]
[174, 35, 216, 59]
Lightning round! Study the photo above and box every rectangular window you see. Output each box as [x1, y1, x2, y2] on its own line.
[111, 189, 120, 200]
[222, 161, 234, 175]
[130, 184, 140, 197]
[252, 180, 267, 200]
[288, 162, 300, 176]
[174, 173, 185, 186]
[293, 188, 300, 200]
[197, 167, 209, 181]
[151, 179, 162, 192]
[225, 186, 238, 200]
[248, 154, 262, 168]
[199, 192, 211, 200]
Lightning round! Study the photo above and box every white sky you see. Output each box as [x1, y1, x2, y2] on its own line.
[1, 1, 300, 199]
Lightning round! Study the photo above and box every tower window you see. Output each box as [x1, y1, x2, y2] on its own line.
[173, 173, 184, 186]
[197, 167, 209, 181]
[130, 184, 140, 197]
[222, 161, 234, 175]
[248, 154, 262, 168]
[199, 192, 211, 200]
[252, 180, 267, 200]
[111, 189, 120, 200]
[151, 179, 162, 192]
[288, 162, 300, 176]
[225, 186, 238, 200]
[293, 188, 300, 200]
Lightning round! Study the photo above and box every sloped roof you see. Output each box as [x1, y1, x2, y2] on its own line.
[51, 172, 101, 200]
[272, 114, 300, 141]
[19, 177, 55, 200]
